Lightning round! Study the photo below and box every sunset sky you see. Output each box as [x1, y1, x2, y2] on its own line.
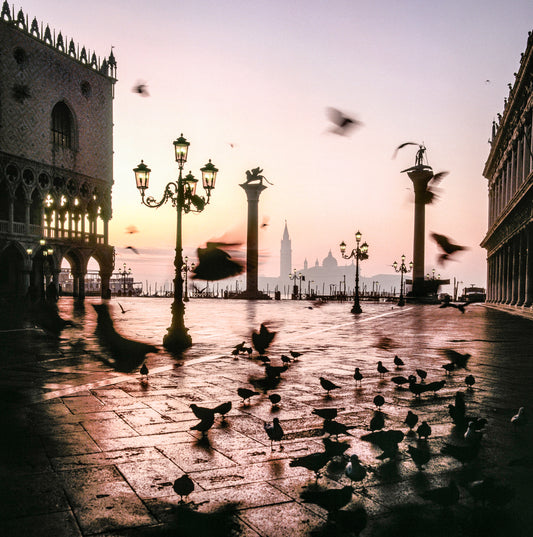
[19, 0, 533, 291]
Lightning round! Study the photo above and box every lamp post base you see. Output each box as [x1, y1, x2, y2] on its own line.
[398, 296, 405, 307]
[163, 328, 192, 353]
[351, 302, 362, 314]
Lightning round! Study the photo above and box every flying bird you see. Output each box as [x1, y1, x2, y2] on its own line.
[125, 246, 139, 255]
[326, 107, 362, 136]
[392, 141, 420, 160]
[192, 242, 244, 281]
[125, 225, 139, 234]
[252, 323, 276, 355]
[431, 233, 468, 265]
[118, 302, 128, 314]
[511, 407, 526, 429]
[132, 81, 150, 96]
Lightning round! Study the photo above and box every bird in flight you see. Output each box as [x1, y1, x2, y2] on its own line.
[132, 81, 149, 96]
[326, 107, 362, 136]
[431, 233, 468, 264]
[192, 242, 244, 281]
[125, 246, 140, 255]
[125, 225, 139, 234]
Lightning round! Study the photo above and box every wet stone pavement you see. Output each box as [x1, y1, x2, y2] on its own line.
[0, 298, 532, 537]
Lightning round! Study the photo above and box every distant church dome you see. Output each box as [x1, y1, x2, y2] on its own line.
[322, 250, 338, 268]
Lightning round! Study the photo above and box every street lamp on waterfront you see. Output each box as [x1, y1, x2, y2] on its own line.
[182, 256, 195, 302]
[133, 134, 218, 353]
[289, 269, 304, 299]
[340, 230, 368, 314]
[393, 254, 413, 307]
[118, 263, 131, 296]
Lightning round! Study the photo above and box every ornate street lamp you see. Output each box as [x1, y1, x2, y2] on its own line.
[118, 263, 131, 296]
[289, 269, 304, 299]
[133, 134, 218, 352]
[392, 254, 413, 307]
[182, 256, 195, 302]
[340, 230, 368, 314]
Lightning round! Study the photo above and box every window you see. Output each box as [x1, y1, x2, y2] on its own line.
[51, 102, 73, 148]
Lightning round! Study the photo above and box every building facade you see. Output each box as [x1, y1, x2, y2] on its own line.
[0, 3, 116, 303]
[481, 31, 533, 307]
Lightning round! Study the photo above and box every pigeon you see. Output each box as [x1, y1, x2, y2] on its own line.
[345, 454, 367, 483]
[417, 421, 432, 441]
[431, 233, 468, 265]
[370, 411, 385, 431]
[173, 474, 194, 501]
[391, 375, 410, 387]
[301, 485, 353, 512]
[265, 364, 287, 379]
[312, 407, 338, 421]
[323, 420, 354, 438]
[92, 304, 158, 372]
[281, 355, 291, 365]
[190, 413, 215, 435]
[289, 452, 331, 479]
[442, 362, 455, 375]
[268, 393, 281, 407]
[408, 376, 429, 398]
[373, 395, 385, 409]
[465, 375, 475, 389]
[392, 141, 420, 159]
[464, 421, 483, 444]
[448, 391, 466, 427]
[420, 480, 459, 507]
[323, 437, 350, 459]
[407, 444, 431, 469]
[361, 430, 404, 460]
[320, 377, 341, 396]
[233, 341, 246, 353]
[237, 387, 259, 405]
[192, 242, 244, 281]
[511, 407, 526, 429]
[132, 81, 149, 96]
[416, 368, 427, 382]
[190, 404, 216, 421]
[213, 401, 232, 420]
[264, 418, 284, 450]
[326, 107, 362, 136]
[140, 362, 149, 378]
[404, 411, 419, 431]
[289, 350, 303, 359]
[425, 379, 446, 394]
[442, 349, 471, 369]
[252, 323, 276, 355]
[353, 367, 363, 386]
[393, 355, 404, 368]
[377, 361, 389, 378]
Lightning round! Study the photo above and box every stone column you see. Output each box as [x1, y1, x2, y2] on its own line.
[239, 179, 267, 299]
[511, 236, 519, 305]
[525, 224, 533, 308]
[506, 242, 513, 304]
[406, 165, 433, 297]
[517, 229, 526, 306]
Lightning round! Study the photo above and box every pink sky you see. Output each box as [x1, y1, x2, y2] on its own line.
[20, 0, 533, 292]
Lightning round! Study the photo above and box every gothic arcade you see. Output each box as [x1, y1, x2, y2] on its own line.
[0, 3, 116, 301]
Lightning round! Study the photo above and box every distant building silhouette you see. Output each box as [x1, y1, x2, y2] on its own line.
[481, 31, 533, 308]
[279, 220, 292, 285]
[0, 3, 116, 303]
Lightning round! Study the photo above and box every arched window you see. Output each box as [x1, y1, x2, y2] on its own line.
[51, 102, 73, 148]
